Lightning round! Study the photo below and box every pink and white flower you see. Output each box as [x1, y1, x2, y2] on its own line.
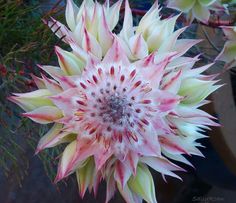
[46, 0, 202, 62]
[45, 0, 122, 59]
[118, 0, 194, 60]
[10, 1, 221, 202]
[10, 38, 220, 202]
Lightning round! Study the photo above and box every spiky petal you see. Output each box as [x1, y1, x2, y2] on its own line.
[10, 1, 221, 202]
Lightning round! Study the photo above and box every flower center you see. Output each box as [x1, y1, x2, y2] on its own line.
[99, 93, 128, 125]
[74, 64, 156, 144]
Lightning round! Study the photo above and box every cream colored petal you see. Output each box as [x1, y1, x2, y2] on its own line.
[216, 40, 236, 63]
[82, 27, 103, 59]
[98, 6, 114, 56]
[76, 0, 95, 23]
[192, 1, 210, 23]
[179, 78, 221, 105]
[38, 65, 65, 80]
[73, 18, 84, 47]
[146, 23, 168, 52]
[128, 164, 157, 203]
[88, 2, 102, 36]
[9, 89, 53, 112]
[55, 141, 77, 182]
[22, 106, 63, 124]
[119, 0, 134, 43]
[158, 27, 187, 53]
[128, 34, 148, 59]
[106, 0, 122, 30]
[136, 1, 160, 35]
[36, 123, 67, 153]
[55, 46, 85, 75]
[66, 0, 79, 31]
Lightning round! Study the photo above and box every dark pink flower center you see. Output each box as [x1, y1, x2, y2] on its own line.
[99, 93, 128, 125]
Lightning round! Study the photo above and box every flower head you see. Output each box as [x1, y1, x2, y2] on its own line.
[118, 0, 189, 60]
[216, 26, 236, 68]
[45, 0, 122, 59]
[10, 39, 220, 202]
[10, 1, 221, 202]
[46, 0, 202, 61]
[168, 0, 227, 23]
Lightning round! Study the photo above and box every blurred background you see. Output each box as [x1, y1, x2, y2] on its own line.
[0, 0, 236, 202]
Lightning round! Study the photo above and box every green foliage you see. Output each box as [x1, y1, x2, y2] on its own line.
[0, 0, 65, 184]
[0, 0, 66, 66]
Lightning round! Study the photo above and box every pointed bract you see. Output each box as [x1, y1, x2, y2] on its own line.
[10, 1, 221, 203]
[128, 164, 157, 203]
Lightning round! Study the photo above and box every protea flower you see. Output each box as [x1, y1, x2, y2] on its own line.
[216, 26, 236, 68]
[46, 0, 202, 61]
[167, 0, 227, 24]
[45, 0, 122, 59]
[10, 38, 220, 202]
[118, 0, 195, 60]
[9, 1, 221, 202]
